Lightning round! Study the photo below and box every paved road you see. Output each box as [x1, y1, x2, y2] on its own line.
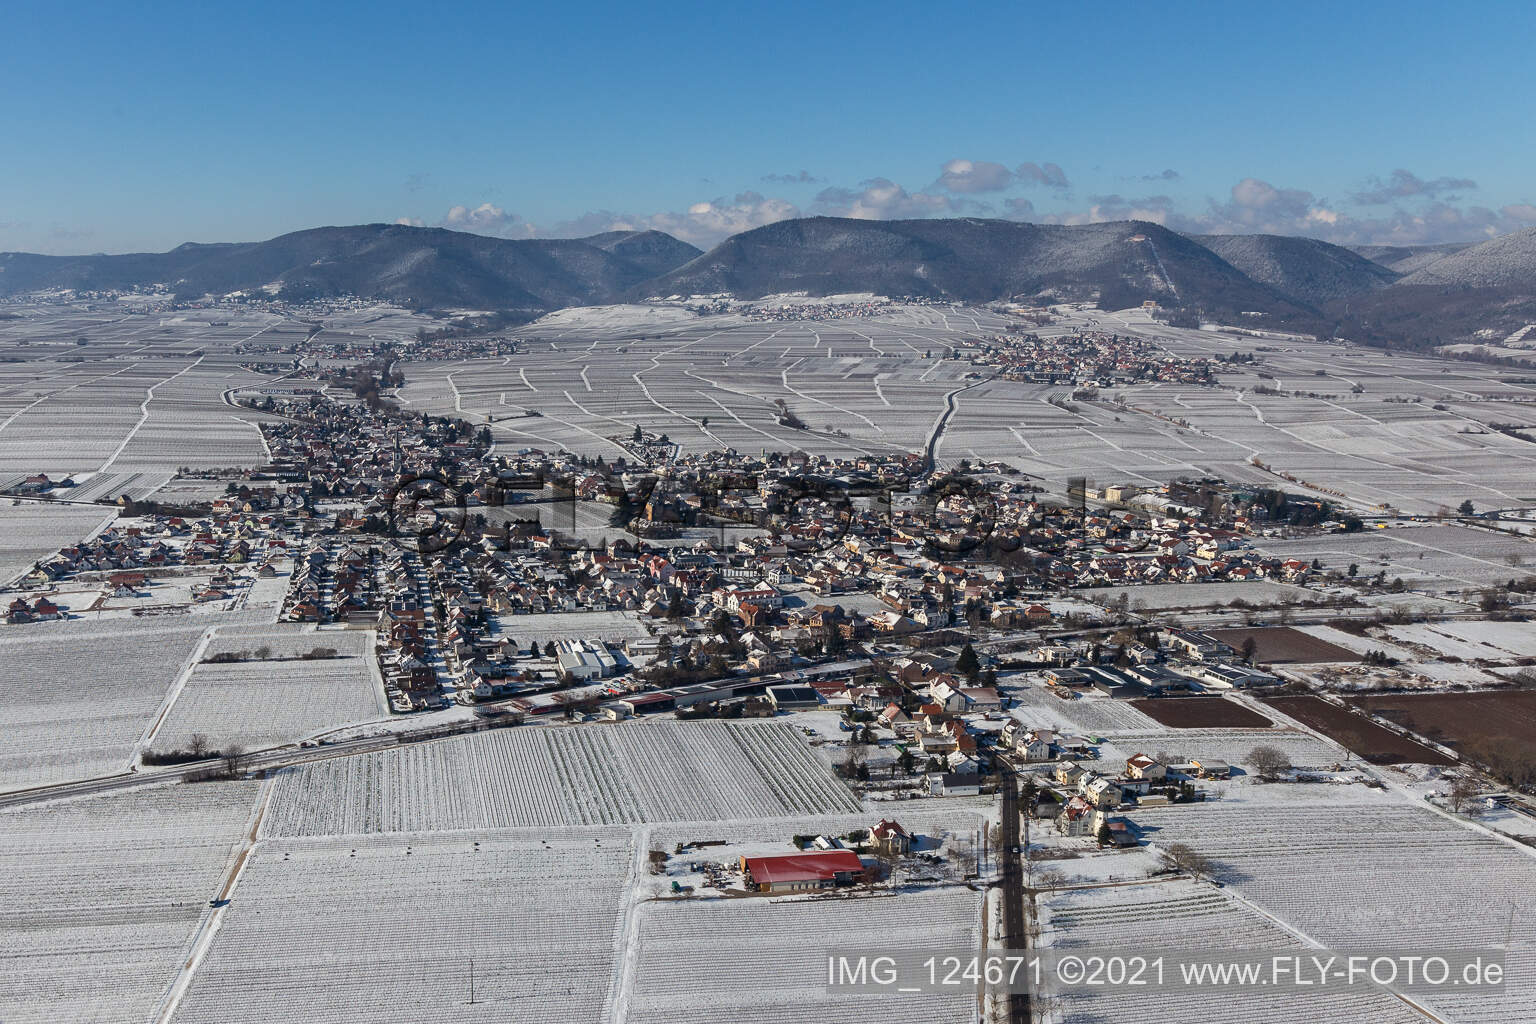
[996, 762, 1031, 1024]
[922, 375, 994, 475]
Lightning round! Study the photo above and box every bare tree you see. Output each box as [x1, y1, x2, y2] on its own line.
[1448, 774, 1481, 815]
[1160, 842, 1216, 881]
[188, 733, 211, 759]
[1035, 867, 1068, 891]
[841, 741, 866, 781]
[1247, 745, 1290, 781]
[552, 690, 578, 719]
[952, 841, 977, 880]
[221, 744, 247, 779]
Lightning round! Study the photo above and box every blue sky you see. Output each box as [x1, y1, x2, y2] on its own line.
[4, 0, 1534, 253]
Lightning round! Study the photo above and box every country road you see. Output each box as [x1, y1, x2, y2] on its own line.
[997, 759, 1031, 1024]
[922, 375, 994, 475]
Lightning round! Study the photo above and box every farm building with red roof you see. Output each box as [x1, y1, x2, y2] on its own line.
[739, 851, 866, 893]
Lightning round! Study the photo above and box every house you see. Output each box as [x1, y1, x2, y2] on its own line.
[1081, 774, 1122, 808]
[915, 730, 959, 756]
[1125, 753, 1167, 781]
[740, 850, 865, 893]
[1101, 818, 1138, 847]
[946, 750, 981, 775]
[1116, 775, 1151, 797]
[1034, 644, 1076, 666]
[1056, 795, 1097, 837]
[928, 772, 982, 797]
[1016, 727, 1054, 762]
[877, 703, 912, 731]
[1055, 761, 1088, 787]
[1191, 758, 1231, 780]
[870, 819, 912, 855]
[1002, 721, 1054, 761]
[869, 609, 921, 635]
[1055, 735, 1097, 758]
[914, 703, 948, 732]
[747, 648, 785, 673]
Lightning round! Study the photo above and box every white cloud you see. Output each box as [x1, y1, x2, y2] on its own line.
[813, 178, 960, 219]
[932, 159, 1015, 194]
[400, 169, 1536, 251]
[440, 203, 535, 237]
[638, 193, 799, 247]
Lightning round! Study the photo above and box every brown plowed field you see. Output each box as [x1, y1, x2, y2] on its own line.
[1262, 695, 1454, 765]
[1207, 626, 1359, 664]
[1131, 697, 1273, 729]
[1350, 690, 1536, 764]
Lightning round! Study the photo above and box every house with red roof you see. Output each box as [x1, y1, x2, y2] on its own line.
[870, 819, 911, 855]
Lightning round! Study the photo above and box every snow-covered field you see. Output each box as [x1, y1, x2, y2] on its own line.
[151, 626, 385, 753]
[1040, 879, 1428, 1024]
[489, 609, 651, 646]
[0, 354, 274, 477]
[1079, 580, 1315, 610]
[172, 828, 633, 1024]
[263, 720, 862, 836]
[0, 620, 209, 791]
[1094, 727, 1344, 770]
[1007, 682, 1163, 735]
[1129, 797, 1536, 1024]
[1386, 619, 1536, 660]
[0, 781, 260, 1024]
[626, 886, 983, 1024]
[0, 500, 115, 585]
[1256, 524, 1536, 593]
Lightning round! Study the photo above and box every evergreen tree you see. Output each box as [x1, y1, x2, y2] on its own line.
[955, 642, 981, 682]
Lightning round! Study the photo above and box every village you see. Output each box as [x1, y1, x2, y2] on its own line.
[5, 299, 1536, 1024]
